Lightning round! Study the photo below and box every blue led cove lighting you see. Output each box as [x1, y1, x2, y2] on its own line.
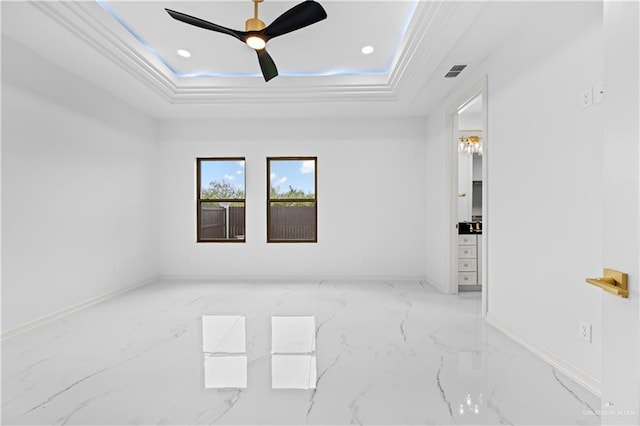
[96, 0, 418, 79]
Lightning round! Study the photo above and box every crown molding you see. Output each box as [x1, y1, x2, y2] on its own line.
[30, 1, 176, 102]
[387, 1, 448, 90]
[27, 1, 465, 106]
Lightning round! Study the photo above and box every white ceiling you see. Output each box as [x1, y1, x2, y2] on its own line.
[1, 1, 547, 119]
[100, 1, 418, 78]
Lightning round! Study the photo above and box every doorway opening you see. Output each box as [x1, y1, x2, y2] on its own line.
[448, 78, 488, 316]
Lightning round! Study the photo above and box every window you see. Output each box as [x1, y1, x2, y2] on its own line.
[197, 158, 246, 242]
[267, 157, 317, 243]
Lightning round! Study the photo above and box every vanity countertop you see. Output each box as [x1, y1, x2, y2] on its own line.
[458, 221, 482, 234]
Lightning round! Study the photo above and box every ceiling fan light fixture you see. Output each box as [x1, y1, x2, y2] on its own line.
[165, 0, 327, 81]
[246, 35, 266, 50]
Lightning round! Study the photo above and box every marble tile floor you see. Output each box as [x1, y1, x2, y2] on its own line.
[1, 280, 600, 425]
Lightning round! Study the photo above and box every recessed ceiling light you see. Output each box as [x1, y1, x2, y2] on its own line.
[177, 49, 191, 58]
[361, 45, 374, 55]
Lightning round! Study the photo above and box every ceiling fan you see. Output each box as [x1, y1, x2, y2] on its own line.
[165, 0, 327, 82]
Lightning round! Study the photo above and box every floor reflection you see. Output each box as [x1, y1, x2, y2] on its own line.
[1, 281, 601, 425]
[271, 316, 316, 389]
[459, 393, 482, 415]
[203, 355, 247, 389]
[202, 315, 246, 353]
[272, 354, 317, 389]
[202, 315, 247, 389]
[201, 315, 317, 390]
[271, 316, 316, 354]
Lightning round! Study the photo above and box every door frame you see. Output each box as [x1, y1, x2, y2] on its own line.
[446, 76, 489, 317]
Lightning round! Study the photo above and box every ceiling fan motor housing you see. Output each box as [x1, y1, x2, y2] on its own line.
[245, 17, 266, 31]
[247, 0, 266, 31]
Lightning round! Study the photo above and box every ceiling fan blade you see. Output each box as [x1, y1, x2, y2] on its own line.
[262, 1, 327, 40]
[256, 49, 278, 82]
[165, 9, 247, 42]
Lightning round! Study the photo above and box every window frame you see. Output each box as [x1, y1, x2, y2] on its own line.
[266, 156, 318, 243]
[196, 157, 246, 243]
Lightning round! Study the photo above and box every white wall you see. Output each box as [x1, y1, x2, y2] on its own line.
[424, 2, 604, 392]
[601, 1, 639, 422]
[157, 117, 428, 280]
[424, 110, 449, 291]
[1, 37, 158, 332]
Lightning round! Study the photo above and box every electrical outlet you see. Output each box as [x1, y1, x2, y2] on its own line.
[581, 88, 593, 109]
[579, 321, 592, 343]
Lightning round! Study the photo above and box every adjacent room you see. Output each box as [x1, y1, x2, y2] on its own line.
[2, 1, 638, 425]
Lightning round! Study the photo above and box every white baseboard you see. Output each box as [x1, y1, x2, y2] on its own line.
[1, 277, 156, 341]
[486, 313, 602, 397]
[1, 276, 431, 340]
[157, 274, 428, 283]
[423, 277, 450, 294]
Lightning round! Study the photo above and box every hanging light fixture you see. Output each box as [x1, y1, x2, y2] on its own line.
[459, 133, 483, 155]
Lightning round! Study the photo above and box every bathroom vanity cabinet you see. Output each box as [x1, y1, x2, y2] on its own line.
[458, 224, 482, 291]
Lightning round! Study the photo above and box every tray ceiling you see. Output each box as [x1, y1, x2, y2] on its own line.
[1, 1, 551, 118]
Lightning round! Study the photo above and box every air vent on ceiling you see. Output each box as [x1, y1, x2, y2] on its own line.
[445, 64, 467, 78]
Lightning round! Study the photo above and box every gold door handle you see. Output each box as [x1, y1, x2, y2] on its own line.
[586, 269, 629, 298]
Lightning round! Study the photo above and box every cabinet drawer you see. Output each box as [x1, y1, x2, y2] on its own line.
[458, 272, 477, 285]
[458, 235, 477, 246]
[458, 259, 477, 272]
[458, 245, 477, 259]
